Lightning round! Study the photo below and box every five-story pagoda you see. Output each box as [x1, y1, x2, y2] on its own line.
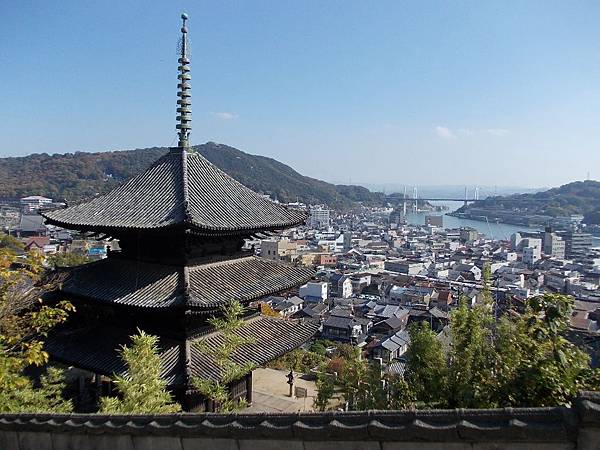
[42, 13, 318, 411]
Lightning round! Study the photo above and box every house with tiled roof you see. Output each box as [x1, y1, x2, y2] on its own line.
[19, 213, 47, 237]
[321, 314, 372, 344]
[23, 236, 50, 252]
[370, 329, 410, 363]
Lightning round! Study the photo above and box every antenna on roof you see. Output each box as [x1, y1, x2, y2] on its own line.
[176, 13, 192, 148]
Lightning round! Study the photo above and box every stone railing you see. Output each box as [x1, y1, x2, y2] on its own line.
[0, 391, 599, 450]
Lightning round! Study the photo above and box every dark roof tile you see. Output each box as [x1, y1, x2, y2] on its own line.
[60, 256, 314, 310]
[43, 149, 307, 234]
[45, 316, 319, 386]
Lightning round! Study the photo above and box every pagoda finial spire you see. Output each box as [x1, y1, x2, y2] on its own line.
[176, 13, 192, 148]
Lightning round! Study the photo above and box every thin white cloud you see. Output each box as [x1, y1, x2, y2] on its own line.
[486, 128, 509, 136]
[211, 112, 238, 120]
[435, 126, 455, 140]
[435, 126, 509, 139]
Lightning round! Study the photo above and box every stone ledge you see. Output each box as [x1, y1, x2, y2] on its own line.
[0, 408, 578, 443]
[0, 391, 597, 446]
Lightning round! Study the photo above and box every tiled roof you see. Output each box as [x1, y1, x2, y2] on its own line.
[19, 214, 46, 233]
[0, 398, 593, 444]
[190, 316, 319, 381]
[323, 315, 362, 330]
[45, 316, 319, 385]
[60, 256, 314, 311]
[42, 148, 307, 234]
[188, 257, 313, 309]
[44, 326, 183, 385]
[379, 330, 410, 352]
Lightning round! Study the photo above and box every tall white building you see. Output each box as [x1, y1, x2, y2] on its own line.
[543, 228, 566, 259]
[309, 207, 330, 229]
[523, 246, 541, 266]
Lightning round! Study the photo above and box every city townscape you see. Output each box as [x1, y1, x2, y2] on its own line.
[2, 188, 599, 411]
[2, 3, 600, 449]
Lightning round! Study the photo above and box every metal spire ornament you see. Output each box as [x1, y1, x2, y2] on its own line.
[176, 13, 192, 148]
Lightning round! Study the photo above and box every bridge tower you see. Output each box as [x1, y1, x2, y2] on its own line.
[464, 186, 468, 207]
[413, 186, 418, 212]
[402, 186, 407, 217]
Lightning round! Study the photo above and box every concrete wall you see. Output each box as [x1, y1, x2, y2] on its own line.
[1, 391, 599, 450]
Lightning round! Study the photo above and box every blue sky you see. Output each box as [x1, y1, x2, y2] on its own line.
[1, 1, 599, 187]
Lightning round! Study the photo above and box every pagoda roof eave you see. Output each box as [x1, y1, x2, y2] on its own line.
[45, 316, 320, 386]
[41, 149, 309, 234]
[42, 213, 306, 237]
[56, 256, 314, 311]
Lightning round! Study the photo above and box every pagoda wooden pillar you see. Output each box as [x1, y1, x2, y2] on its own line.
[245, 373, 253, 405]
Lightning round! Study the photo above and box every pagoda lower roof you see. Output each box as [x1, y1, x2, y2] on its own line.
[45, 316, 319, 386]
[59, 256, 314, 311]
[42, 147, 307, 235]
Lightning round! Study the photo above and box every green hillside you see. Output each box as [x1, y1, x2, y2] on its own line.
[458, 180, 600, 224]
[0, 142, 384, 209]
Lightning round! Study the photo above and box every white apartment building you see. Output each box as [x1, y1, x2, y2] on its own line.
[523, 246, 541, 266]
[20, 196, 52, 212]
[309, 207, 330, 229]
[339, 277, 353, 298]
[543, 230, 566, 260]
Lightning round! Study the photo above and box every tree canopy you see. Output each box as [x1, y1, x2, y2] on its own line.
[458, 180, 600, 224]
[316, 289, 600, 410]
[192, 300, 256, 412]
[0, 143, 385, 209]
[99, 330, 180, 414]
[0, 250, 74, 412]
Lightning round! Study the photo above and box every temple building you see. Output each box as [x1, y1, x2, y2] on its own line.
[42, 14, 318, 411]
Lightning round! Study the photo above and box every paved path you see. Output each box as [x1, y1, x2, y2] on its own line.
[246, 368, 317, 413]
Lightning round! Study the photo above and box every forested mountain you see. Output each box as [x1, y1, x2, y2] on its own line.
[457, 180, 600, 224]
[0, 142, 384, 209]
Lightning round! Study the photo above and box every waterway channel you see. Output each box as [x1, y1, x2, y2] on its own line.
[405, 201, 541, 241]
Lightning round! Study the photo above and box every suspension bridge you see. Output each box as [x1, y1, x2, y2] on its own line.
[386, 186, 485, 213]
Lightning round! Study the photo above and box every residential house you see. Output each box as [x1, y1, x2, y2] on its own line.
[370, 330, 410, 363]
[451, 263, 482, 281]
[389, 285, 438, 306]
[330, 273, 353, 298]
[19, 214, 47, 237]
[264, 295, 305, 317]
[321, 315, 372, 344]
[23, 236, 50, 253]
[261, 238, 297, 262]
[299, 281, 328, 303]
[370, 313, 409, 335]
[408, 306, 449, 331]
[292, 302, 329, 320]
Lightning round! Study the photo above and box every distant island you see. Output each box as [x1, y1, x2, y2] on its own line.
[454, 180, 600, 225]
[0, 142, 386, 210]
